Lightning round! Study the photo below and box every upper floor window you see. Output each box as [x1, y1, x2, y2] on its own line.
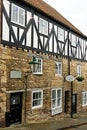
[32, 90, 43, 109]
[55, 62, 62, 76]
[77, 64, 82, 76]
[32, 58, 43, 74]
[39, 18, 48, 35]
[51, 88, 62, 115]
[11, 4, 25, 26]
[71, 34, 77, 47]
[58, 27, 64, 42]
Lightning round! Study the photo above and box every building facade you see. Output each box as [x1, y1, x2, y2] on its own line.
[0, 0, 87, 127]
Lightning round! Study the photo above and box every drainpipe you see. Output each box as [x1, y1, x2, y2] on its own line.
[67, 30, 73, 118]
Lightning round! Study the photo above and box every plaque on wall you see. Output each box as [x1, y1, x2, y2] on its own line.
[10, 71, 22, 79]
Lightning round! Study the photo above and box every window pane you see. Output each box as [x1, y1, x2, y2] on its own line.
[12, 5, 18, 23]
[33, 99, 41, 106]
[57, 99, 60, 106]
[38, 92, 41, 98]
[57, 89, 61, 98]
[39, 18, 48, 35]
[19, 8, 25, 25]
[52, 99, 56, 108]
[58, 27, 64, 42]
[52, 90, 56, 99]
[72, 34, 76, 46]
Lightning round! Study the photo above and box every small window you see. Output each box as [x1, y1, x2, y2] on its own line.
[58, 27, 64, 42]
[39, 18, 48, 35]
[32, 90, 43, 109]
[82, 92, 87, 106]
[71, 34, 77, 47]
[55, 62, 62, 76]
[51, 88, 62, 115]
[77, 65, 81, 76]
[11, 4, 25, 26]
[32, 58, 43, 74]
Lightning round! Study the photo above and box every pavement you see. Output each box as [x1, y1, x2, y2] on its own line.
[1, 114, 87, 130]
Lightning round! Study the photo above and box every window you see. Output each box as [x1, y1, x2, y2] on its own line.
[39, 18, 48, 35]
[58, 27, 64, 42]
[55, 62, 62, 76]
[82, 92, 87, 106]
[51, 88, 62, 115]
[77, 65, 81, 76]
[32, 58, 43, 74]
[32, 90, 43, 108]
[71, 34, 77, 47]
[11, 4, 25, 26]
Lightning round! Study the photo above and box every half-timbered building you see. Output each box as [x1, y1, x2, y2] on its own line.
[1, 0, 87, 127]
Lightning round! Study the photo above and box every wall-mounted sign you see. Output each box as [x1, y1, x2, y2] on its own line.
[66, 75, 75, 82]
[10, 71, 22, 79]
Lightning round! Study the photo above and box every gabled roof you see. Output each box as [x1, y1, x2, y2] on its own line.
[23, 0, 86, 37]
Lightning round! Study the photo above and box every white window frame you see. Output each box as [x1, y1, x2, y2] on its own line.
[82, 91, 87, 106]
[32, 90, 43, 109]
[55, 61, 62, 76]
[32, 58, 43, 75]
[77, 64, 82, 76]
[39, 18, 48, 35]
[11, 3, 25, 26]
[51, 88, 62, 115]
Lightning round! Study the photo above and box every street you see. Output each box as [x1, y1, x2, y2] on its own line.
[59, 123, 87, 130]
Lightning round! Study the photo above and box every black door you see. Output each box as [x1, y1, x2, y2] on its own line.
[10, 92, 22, 124]
[72, 94, 77, 113]
[65, 91, 70, 113]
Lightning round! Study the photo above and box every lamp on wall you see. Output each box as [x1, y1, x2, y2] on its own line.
[29, 56, 39, 64]
[24, 56, 39, 123]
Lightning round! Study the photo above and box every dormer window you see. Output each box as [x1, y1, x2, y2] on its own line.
[11, 4, 25, 26]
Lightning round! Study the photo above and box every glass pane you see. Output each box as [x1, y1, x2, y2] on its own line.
[35, 92, 38, 99]
[55, 63, 58, 74]
[33, 99, 41, 106]
[12, 5, 18, 23]
[58, 27, 64, 42]
[39, 18, 48, 35]
[33, 93, 36, 99]
[52, 99, 56, 108]
[52, 90, 56, 99]
[57, 99, 60, 106]
[38, 92, 41, 98]
[57, 90, 61, 98]
[19, 8, 25, 25]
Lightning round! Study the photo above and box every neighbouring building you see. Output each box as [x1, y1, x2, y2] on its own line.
[0, 0, 87, 127]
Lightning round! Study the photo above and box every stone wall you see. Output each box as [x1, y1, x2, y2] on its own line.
[0, 46, 87, 126]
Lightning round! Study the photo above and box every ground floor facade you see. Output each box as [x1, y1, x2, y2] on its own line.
[0, 45, 87, 127]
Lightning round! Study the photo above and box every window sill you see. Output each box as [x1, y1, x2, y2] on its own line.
[32, 105, 43, 109]
[32, 72, 43, 75]
[55, 74, 62, 77]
